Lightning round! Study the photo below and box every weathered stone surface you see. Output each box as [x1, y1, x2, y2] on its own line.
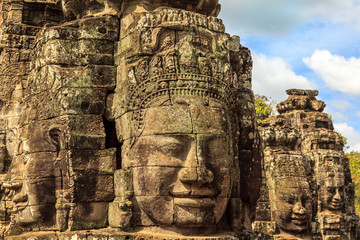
[70, 148, 117, 174]
[71, 202, 109, 230]
[72, 171, 114, 202]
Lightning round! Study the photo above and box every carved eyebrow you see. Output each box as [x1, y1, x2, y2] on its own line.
[149, 135, 190, 148]
[157, 140, 183, 150]
[280, 194, 295, 200]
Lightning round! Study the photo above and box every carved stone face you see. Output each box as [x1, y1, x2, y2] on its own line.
[320, 177, 344, 212]
[2, 125, 60, 227]
[3, 153, 56, 226]
[273, 180, 312, 234]
[121, 104, 233, 227]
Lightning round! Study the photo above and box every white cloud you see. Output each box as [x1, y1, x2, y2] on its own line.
[325, 107, 349, 122]
[303, 50, 360, 96]
[219, 0, 360, 36]
[328, 100, 355, 112]
[306, 0, 360, 28]
[334, 122, 360, 151]
[252, 53, 317, 101]
[219, 0, 307, 35]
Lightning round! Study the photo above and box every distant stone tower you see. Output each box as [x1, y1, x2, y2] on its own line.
[254, 89, 359, 239]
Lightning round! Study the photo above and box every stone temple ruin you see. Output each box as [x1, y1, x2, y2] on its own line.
[0, 0, 358, 239]
[254, 89, 359, 239]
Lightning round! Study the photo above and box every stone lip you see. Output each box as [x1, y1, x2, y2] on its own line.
[174, 197, 216, 207]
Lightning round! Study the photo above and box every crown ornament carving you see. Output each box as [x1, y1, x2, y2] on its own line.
[115, 8, 241, 118]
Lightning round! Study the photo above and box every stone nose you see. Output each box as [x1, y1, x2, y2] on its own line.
[333, 188, 342, 201]
[293, 200, 307, 215]
[12, 192, 28, 204]
[179, 143, 214, 185]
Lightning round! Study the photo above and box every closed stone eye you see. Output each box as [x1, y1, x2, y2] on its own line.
[158, 143, 183, 155]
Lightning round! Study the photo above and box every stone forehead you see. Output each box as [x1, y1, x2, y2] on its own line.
[323, 174, 345, 186]
[265, 154, 310, 178]
[275, 186, 312, 195]
[116, 104, 230, 140]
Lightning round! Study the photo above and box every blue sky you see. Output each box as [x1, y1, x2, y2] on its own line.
[219, 0, 360, 151]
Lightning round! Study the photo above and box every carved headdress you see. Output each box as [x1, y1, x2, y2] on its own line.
[110, 8, 244, 140]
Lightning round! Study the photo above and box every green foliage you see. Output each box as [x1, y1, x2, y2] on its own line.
[340, 133, 348, 146]
[347, 151, 360, 216]
[255, 94, 276, 122]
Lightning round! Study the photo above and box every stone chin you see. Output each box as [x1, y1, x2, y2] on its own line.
[14, 206, 41, 226]
[137, 196, 218, 227]
[134, 178, 231, 227]
[278, 218, 309, 234]
[172, 196, 229, 227]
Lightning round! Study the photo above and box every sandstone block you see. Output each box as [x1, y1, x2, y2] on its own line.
[53, 87, 107, 115]
[70, 148, 117, 174]
[72, 171, 114, 202]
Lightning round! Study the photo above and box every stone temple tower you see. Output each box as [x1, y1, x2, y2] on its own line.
[254, 89, 359, 239]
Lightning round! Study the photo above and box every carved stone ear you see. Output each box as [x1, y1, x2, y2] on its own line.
[0, 99, 4, 112]
[0, 147, 6, 173]
[49, 126, 63, 157]
[0, 132, 7, 173]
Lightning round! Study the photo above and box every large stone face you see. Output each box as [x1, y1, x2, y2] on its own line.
[108, 5, 261, 235]
[253, 89, 359, 239]
[0, 0, 262, 239]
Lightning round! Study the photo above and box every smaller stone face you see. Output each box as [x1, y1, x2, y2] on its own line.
[319, 175, 345, 212]
[272, 179, 312, 234]
[259, 111, 315, 236]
